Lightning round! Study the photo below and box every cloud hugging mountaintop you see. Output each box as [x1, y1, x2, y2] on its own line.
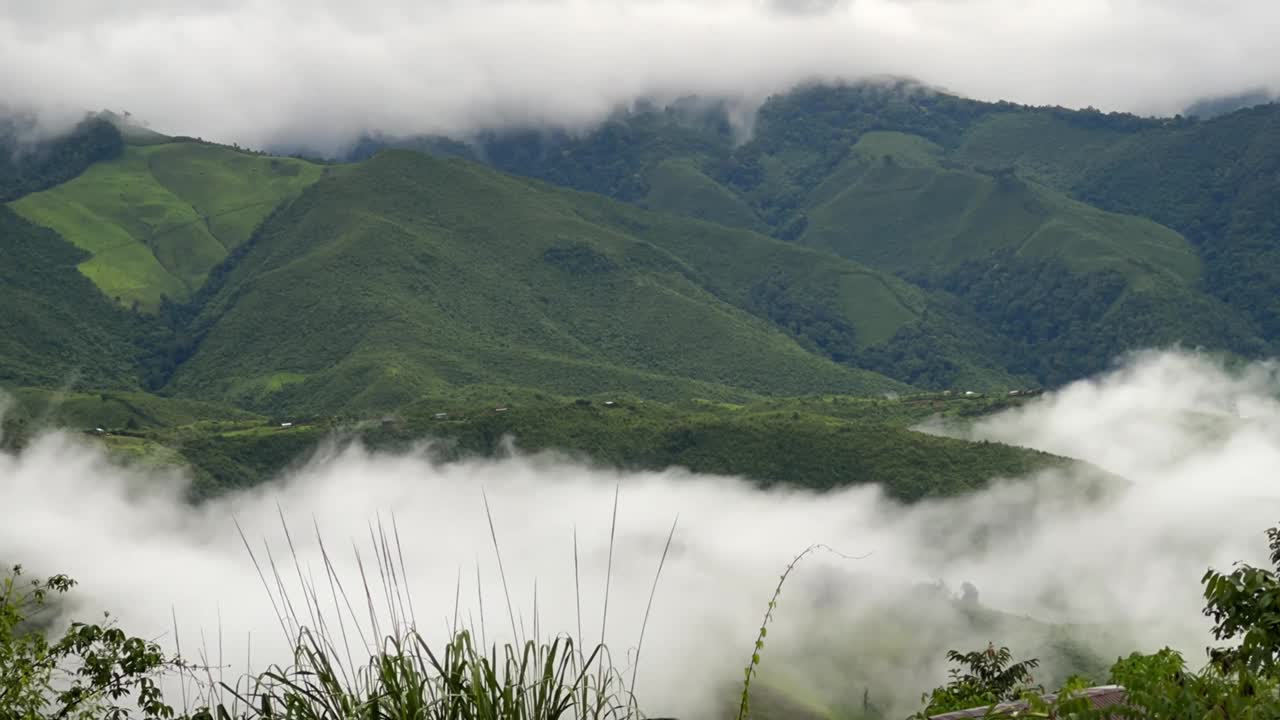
[3, 0, 1278, 153]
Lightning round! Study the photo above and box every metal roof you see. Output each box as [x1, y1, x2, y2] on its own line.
[928, 685, 1127, 719]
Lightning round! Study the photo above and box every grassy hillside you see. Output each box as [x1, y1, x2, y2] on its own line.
[9, 141, 323, 310]
[167, 151, 911, 413]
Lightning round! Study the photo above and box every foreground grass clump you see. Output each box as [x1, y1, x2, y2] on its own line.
[2, 492, 669, 720]
[207, 628, 638, 720]
[0, 562, 644, 720]
[184, 506, 665, 720]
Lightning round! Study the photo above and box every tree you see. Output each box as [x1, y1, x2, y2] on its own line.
[1202, 522, 1280, 675]
[915, 523, 1280, 718]
[1098, 648, 1280, 719]
[0, 565, 179, 720]
[918, 643, 1041, 715]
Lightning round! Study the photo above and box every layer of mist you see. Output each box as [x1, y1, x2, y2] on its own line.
[2, 349, 1279, 717]
[3, 1, 1279, 154]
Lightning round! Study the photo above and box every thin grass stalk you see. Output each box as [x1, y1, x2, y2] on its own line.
[629, 515, 678, 698]
[600, 484, 619, 650]
[573, 528, 584, 655]
[295, 561, 347, 692]
[367, 522, 399, 639]
[376, 516, 412, 643]
[476, 564, 487, 651]
[263, 541, 304, 644]
[392, 513, 419, 630]
[481, 487, 521, 648]
[315, 519, 368, 669]
[172, 607, 190, 712]
[452, 568, 463, 640]
[234, 518, 292, 643]
[277, 507, 324, 641]
[353, 543, 384, 644]
[593, 483, 621, 718]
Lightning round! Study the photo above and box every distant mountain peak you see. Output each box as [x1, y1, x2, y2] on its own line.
[1183, 88, 1276, 119]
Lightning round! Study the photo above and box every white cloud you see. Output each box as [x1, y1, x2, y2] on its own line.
[3, 350, 1280, 715]
[1, 0, 1277, 153]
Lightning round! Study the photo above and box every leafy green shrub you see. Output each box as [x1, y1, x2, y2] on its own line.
[0, 565, 179, 720]
[916, 644, 1042, 716]
[1203, 524, 1280, 675]
[913, 522, 1280, 718]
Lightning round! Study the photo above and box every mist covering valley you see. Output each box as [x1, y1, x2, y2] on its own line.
[2, 350, 1278, 717]
[5, 2, 1280, 717]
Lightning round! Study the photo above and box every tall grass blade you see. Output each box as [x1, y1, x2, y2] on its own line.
[630, 515, 678, 698]
[481, 487, 520, 645]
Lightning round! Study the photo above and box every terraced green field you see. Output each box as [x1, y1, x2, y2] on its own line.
[8, 142, 323, 310]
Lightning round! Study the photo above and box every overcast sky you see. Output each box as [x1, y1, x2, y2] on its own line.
[2, 0, 1278, 152]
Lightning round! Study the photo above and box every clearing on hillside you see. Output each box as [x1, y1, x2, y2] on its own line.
[8, 141, 324, 310]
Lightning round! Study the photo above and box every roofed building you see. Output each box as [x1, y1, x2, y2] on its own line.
[928, 685, 1127, 719]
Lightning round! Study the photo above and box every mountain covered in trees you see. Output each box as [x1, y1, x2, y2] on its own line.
[2, 81, 1279, 489]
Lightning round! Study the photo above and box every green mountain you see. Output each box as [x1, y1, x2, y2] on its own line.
[7, 85, 1279, 498]
[0, 206, 145, 389]
[374, 82, 1275, 384]
[165, 150, 911, 414]
[0, 120, 1069, 499]
[12, 90, 1280, 403]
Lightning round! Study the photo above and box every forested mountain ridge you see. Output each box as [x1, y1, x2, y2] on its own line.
[163, 150, 915, 414]
[4, 84, 1280, 415]
[2, 87, 1269, 496]
[350, 81, 1280, 384]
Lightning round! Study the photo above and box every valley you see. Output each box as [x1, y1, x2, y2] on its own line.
[3, 76, 1280, 720]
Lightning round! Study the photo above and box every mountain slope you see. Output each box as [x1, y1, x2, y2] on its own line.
[370, 83, 1273, 386]
[0, 206, 146, 389]
[798, 131, 1199, 283]
[787, 129, 1264, 382]
[947, 101, 1280, 346]
[8, 141, 324, 310]
[10, 87, 1278, 408]
[167, 151, 912, 413]
[1072, 104, 1280, 340]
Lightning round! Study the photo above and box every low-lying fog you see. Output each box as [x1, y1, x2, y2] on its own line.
[2, 349, 1278, 717]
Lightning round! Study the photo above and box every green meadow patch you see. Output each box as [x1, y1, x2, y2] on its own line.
[8, 142, 322, 310]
